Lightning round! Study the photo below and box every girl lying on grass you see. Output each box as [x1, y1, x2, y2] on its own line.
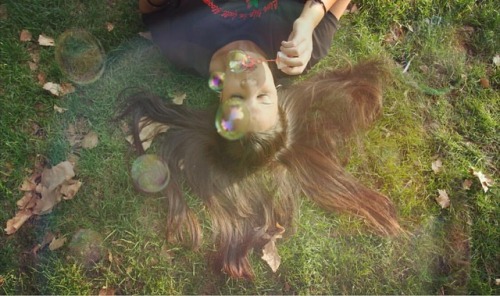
[119, 0, 401, 279]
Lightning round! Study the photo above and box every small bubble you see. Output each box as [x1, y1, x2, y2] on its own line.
[228, 50, 252, 73]
[208, 71, 225, 92]
[131, 154, 170, 193]
[55, 29, 105, 85]
[215, 97, 250, 140]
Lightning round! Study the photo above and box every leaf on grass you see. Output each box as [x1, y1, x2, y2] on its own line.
[61, 82, 75, 95]
[105, 22, 114, 32]
[493, 55, 500, 67]
[54, 105, 68, 113]
[99, 287, 116, 296]
[172, 93, 187, 105]
[479, 77, 490, 89]
[4, 161, 82, 234]
[20, 29, 32, 42]
[38, 34, 55, 46]
[4, 210, 33, 235]
[37, 72, 46, 85]
[470, 168, 494, 193]
[261, 223, 286, 273]
[436, 189, 450, 209]
[431, 159, 442, 174]
[81, 131, 99, 149]
[43, 82, 62, 96]
[462, 179, 473, 190]
[49, 236, 67, 251]
[125, 117, 169, 151]
[32, 231, 56, 255]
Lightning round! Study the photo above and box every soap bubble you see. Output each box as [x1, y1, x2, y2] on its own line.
[131, 154, 170, 193]
[215, 97, 250, 140]
[55, 29, 105, 84]
[67, 229, 106, 268]
[208, 71, 225, 92]
[227, 50, 254, 73]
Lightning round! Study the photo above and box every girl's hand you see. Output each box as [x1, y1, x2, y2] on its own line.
[279, 18, 315, 75]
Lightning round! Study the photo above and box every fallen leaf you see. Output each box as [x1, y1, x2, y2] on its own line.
[105, 22, 114, 32]
[28, 61, 38, 71]
[32, 231, 56, 255]
[43, 82, 62, 96]
[493, 55, 500, 67]
[49, 236, 67, 251]
[20, 29, 32, 42]
[99, 287, 116, 296]
[125, 117, 169, 151]
[37, 72, 46, 85]
[471, 168, 494, 192]
[261, 239, 281, 272]
[81, 131, 99, 149]
[4, 210, 33, 235]
[60, 82, 76, 95]
[260, 223, 285, 273]
[0, 4, 7, 20]
[60, 179, 82, 200]
[38, 34, 55, 46]
[41, 161, 75, 191]
[462, 179, 473, 190]
[172, 93, 187, 105]
[54, 105, 68, 113]
[431, 159, 443, 174]
[436, 189, 450, 209]
[29, 48, 40, 64]
[480, 77, 490, 88]
[496, 278, 500, 286]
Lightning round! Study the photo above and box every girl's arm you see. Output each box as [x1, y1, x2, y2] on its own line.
[279, 0, 351, 75]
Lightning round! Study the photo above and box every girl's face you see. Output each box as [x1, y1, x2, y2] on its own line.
[220, 54, 279, 133]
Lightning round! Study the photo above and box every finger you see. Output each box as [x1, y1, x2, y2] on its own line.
[281, 40, 295, 48]
[280, 45, 299, 57]
[280, 65, 305, 76]
[278, 54, 305, 68]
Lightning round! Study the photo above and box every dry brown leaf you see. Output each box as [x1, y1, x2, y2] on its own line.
[471, 169, 494, 192]
[462, 179, 473, 190]
[49, 236, 67, 251]
[32, 231, 56, 255]
[260, 223, 285, 273]
[54, 105, 68, 113]
[4, 210, 33, 235]
[41, 161, 75, 190]
[436, 189, 450, 209]
[480, 78, 490, 88]
[37, 72, 46, 85]
[172, 93, 187, 105]
[99, 287, 116, 296]
[19, 175, 38, 191]
[125, 117, 169, 151]
[16, 192, 37, 210]
[38, 34, 55, 46]
[28, 61, 38, 71]
[20, 29, 32, 42]
[43, 82, 62, 96]
[81, 131, 99, 149]
[60, 179, 82, 200]
[105, 22, 114, 32]
[60, 82, 76, 95]
[431, 159, 443, 174]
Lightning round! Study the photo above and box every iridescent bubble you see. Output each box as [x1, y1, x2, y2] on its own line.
[208, 71, 225, 92]
[131, 154, 170, 193]
[215, 97, 250, 140]
[55, 29, 105, 85]
[228, 50, 254, 73]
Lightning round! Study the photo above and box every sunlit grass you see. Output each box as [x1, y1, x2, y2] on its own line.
[1, 0, 498, 294]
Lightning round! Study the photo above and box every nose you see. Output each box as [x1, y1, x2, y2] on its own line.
[240, 78, 257, 88]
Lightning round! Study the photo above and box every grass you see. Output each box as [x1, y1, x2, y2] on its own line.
[0, 0, 498, 294]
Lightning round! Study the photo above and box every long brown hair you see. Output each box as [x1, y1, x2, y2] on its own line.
[119, 59, 402, 279]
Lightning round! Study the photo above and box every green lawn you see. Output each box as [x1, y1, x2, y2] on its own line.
[0, 0, 498, 294]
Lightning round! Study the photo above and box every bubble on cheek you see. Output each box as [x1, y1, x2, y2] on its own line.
[131, 154, 170, 193]
[208, 71, 225, 92]
[215, 98, 250, 140]
[228, 50, 251, 73]
[55, 29, 105, 85]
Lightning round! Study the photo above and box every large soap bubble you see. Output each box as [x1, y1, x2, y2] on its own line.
[215, 97, 250, 140]
[55, 29, 105, 84]
[131, 154, 170, 193]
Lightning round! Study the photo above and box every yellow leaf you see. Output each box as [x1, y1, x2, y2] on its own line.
[471, 169, 494, 192]
[4, 210, 33, 235]
[54, 105, 68, 113]
[81, 131, 99, 149]
[431, 159, 442, 174]
[172, 93, 187, 105]
[49, 236, 67, 251]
